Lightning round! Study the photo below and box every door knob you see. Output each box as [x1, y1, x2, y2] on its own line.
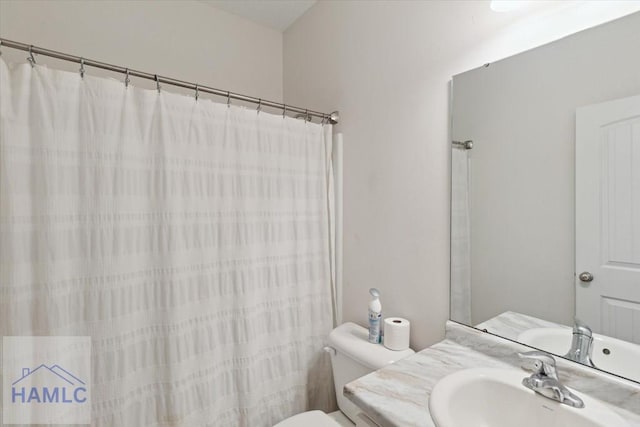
[579, 272, 594, 282]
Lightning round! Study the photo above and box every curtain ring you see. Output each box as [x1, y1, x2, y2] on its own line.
[124, 68, 130, 88]
[155, 74, 161, 93]
[79, 58, 85, 79]
[282, 104, 287, 119]
[304, 109, 309, 123]
[257, 99, 262, 114]
[27, 45, 36, 67]
[195, 84, 199, 101]
[227, 91, 231, 108]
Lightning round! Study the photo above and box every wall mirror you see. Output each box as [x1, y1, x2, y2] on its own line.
[450, 12, 640, 383]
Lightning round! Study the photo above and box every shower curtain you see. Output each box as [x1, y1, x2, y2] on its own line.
[450, 148, 472, 324]
[0, 58, 335, 426]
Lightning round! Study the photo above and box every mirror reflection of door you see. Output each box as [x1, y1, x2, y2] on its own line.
[576, 94, 640, 344]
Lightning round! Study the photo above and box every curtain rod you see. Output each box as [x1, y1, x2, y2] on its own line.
[452, 140, 473, 150]
[0, 38, 339, 125]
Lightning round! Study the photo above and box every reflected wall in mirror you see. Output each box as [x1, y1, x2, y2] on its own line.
[450, 12, 640, 383]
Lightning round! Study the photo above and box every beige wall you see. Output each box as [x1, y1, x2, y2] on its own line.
[284, 1, 640, 350]
[0, 0, 283, 102]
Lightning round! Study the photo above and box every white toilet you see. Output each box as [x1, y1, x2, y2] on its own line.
[275, 322, 415, 427]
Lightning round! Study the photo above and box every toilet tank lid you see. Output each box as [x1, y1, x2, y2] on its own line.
[328, 322, 415, 370]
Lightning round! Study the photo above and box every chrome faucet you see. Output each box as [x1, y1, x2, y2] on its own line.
[519, 351, 585, 408]
[564, 319, 595, 367]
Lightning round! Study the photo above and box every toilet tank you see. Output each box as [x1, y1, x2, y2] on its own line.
[327, 322, 415, 423]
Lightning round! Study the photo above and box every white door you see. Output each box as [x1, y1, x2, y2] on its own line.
[576, 94, 640, 344]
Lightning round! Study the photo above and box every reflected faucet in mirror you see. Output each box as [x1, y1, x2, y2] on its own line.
[564, 319, 595, 368]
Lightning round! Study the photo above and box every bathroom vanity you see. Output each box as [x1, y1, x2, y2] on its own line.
[343, 321, 640, 427]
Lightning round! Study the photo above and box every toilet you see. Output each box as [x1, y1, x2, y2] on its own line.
[275, 322, 415, 427]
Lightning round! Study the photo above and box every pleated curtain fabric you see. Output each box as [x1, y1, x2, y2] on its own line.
[0, 58, 336, 426]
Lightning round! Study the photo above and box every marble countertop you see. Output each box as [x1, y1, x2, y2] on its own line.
[344, 321, 640, 427]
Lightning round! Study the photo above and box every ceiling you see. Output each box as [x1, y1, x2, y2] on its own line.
[200, 0, 317, 32]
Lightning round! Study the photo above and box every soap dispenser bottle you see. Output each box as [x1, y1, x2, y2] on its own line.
[368, 288, 382, 344]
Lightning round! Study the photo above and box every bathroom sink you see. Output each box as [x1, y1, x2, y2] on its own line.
[517, 328, 640, 382]
[428, 368, 629, 427]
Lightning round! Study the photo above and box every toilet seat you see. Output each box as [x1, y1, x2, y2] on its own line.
[273, 410, 342, 427]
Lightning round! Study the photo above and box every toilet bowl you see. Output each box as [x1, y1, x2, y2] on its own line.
[274, 322, 415, 427]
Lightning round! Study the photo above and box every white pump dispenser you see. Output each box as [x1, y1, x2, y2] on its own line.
[368, 288, 382, 344]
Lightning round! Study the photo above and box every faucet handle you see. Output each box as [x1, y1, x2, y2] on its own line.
[518, 350, 558, 379]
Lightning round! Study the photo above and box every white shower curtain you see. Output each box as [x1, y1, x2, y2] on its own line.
[0, 58, 335, 426]
[450, 148, 472, 324]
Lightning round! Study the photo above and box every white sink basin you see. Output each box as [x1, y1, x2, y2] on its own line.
[517, 328, 640, 382]
[429, 368, 629, 427]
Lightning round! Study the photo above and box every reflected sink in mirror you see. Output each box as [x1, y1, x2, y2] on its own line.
[517, 328, 640, 382]
[429, 368, 629, 427]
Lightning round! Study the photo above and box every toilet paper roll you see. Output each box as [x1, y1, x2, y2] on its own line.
[383, 317, 410, 351]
